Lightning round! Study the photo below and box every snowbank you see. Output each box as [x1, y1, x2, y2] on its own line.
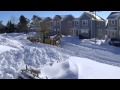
[41, 56, 120, 79]
[0, 33, 73, 79]
[0, 33, 120, 79]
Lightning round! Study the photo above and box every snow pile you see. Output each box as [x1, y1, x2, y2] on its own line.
[0, 33, 120, 79]
[0, 33, 73, 79]
[41, 56, 120, 79]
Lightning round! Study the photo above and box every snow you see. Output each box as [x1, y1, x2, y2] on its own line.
[41, 56, 120, 79]
[88, 12, 104, 21]
[0, 32, 120, 79]
[50, 35, 57, 39]
[0, 45, 17, 53]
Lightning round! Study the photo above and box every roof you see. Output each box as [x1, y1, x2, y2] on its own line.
[73, 18, 79, 21]
[107, 12, 120, 19]
[106, 27, 117, 30]
[54, 15, 74, 21]
[40, 17, 52, 22]
[81, 12, 105, 21]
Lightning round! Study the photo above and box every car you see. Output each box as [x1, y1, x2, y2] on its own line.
[109, 38, 120, 47]
[79, 35, 89, 39]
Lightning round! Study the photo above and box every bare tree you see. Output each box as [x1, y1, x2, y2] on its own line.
[11, 16, 19, 25]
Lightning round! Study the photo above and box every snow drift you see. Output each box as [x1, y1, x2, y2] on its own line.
[41, 57, 120, 79]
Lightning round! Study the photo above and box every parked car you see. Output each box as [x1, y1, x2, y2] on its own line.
[109, 38, 120, 47]
[79, 35, 89, 39]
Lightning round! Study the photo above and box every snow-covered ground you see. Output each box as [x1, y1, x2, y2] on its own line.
[60, 36, 120, 66]
[0, 32, 120, 79]
[41, 57, 120, 79]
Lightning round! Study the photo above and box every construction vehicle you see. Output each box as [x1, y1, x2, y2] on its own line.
[27, 21, 62, 46]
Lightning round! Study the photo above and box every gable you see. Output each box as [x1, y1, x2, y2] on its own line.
[107, 12, 120, 19]
[79, 12, 91, 20]
[53, 15, 61, 21]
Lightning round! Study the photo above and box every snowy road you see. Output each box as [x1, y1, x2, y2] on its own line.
[61, 36, 120, 67]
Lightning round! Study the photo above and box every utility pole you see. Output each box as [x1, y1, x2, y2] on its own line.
[95, 11, 97, 44]
[90, 11, 97, 44]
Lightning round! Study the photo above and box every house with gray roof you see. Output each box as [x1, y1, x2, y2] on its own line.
[69, 18, 80, 35]
[70, 12, 106, 39]
[79, 12, 106, 39]
[51, 15, 75, 35]
[106, 12, 120, 38]
[30, 17, 52, 33]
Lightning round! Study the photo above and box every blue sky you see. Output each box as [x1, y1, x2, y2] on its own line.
[0, 11, 117, 25]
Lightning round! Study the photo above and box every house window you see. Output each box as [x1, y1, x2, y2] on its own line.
[49, 21, 52, 25]
[112, 32, 114, 37]
[46, 22, 49, 26]
[111, 20, 115, 25]
[57, 21, 60, 26]
[76, 21, 79, 25]
[54, 21, 56, 26]
[97, 21, 100, 26]
[74, 21, 76, 25]
[68, 21, 72, 26]
[82, 20, 88, 26]
[109, 20, 111, 26]
[57, 28, 59, 32]
[98, 29, 102, 35]
[119, 19, 120, 26]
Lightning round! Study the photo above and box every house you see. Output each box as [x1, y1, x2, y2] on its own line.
[71, 12, 106, 39]
[51, 15, 75, 35]
[40, 17, 52, 32]
[106, 12, 120, 39]
[29, 16, 41, 32]
[39, 17, 52, 37]
[69, 18, 80, 35]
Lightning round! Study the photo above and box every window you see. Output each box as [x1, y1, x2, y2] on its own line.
[119, 19, 120, 26]
[97, 21, 100, 26]
[54, 21, 56, 26]
[57, 29, 60, 33]
[57, 21, 60, 26]
[111, 20, 115, 25]
[57, 28, 59, 32]
[76, 21, 79, 25]
[112, 32, 114, 37]
[109, 20, 111, 26]
[82, 20, 88, 26]
[98, 29, 102, 35]
[70, 28, 72, 32]
[74, 21, 76, 25]
[68, 21, 72, 26]
[46, 22, 50, 26]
